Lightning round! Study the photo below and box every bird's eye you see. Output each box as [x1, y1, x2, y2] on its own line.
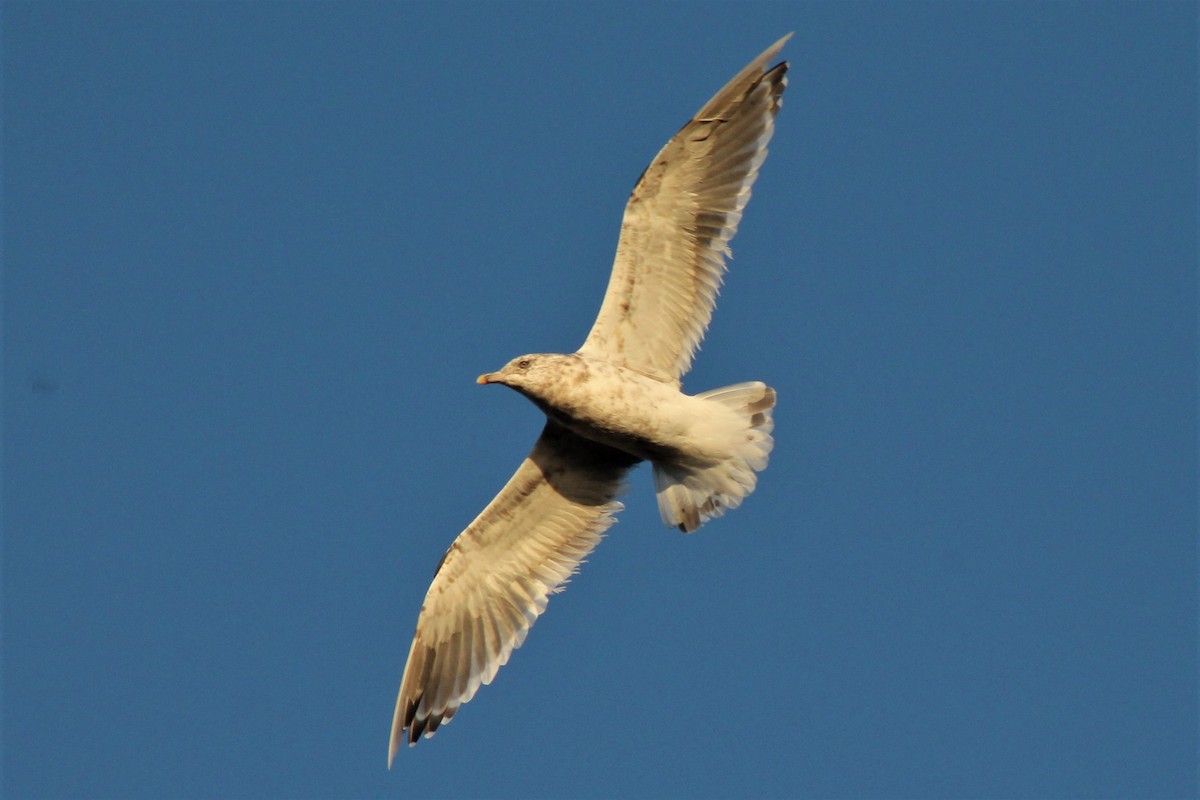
[517, 358, 531, 370]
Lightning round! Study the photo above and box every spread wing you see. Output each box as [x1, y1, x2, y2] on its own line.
[577, 34, 790, 382]
[388, 421, 637, 764]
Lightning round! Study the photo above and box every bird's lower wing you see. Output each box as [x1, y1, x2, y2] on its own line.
[577, 34, 789, 382]
[388, 421, 638, 763]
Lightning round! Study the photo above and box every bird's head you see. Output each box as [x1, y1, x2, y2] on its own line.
[477, 354, 547, 388]
[477, 353, 581, 403]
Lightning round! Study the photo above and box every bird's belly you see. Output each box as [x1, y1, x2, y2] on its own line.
[531, 368, 708, 464]
[546, 407, 684, 462]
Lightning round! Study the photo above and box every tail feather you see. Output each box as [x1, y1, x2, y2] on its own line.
[654, 382, 776, 532]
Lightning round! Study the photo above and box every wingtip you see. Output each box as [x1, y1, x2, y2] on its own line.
[388, 688, 409, 768]
[388, 724, 407, 767]
[387, 732, 412, 768]
[763, 32, 794, 64]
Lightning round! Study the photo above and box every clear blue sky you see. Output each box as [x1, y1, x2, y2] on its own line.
[5, 3, 1196, 798]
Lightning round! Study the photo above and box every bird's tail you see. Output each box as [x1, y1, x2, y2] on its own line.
[653, 381, 776, 533]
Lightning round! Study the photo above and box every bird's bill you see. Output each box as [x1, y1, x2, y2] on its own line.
[477, 373, 498, 385]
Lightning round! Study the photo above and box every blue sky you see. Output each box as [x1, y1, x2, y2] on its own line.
[4, 3, 1196, 798]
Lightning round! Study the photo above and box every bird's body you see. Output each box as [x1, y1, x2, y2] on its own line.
[481, 353, 765, 467]
[389, 35, 790, 763]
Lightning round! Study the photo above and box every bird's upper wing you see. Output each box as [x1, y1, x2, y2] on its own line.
[577, 35, 790, 382]
[388, 421, 637, 764]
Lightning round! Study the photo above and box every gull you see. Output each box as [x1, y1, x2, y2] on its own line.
[390, 34, 789, 764]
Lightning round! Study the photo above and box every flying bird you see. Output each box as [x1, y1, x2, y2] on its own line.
[390, 35, 789, 764]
